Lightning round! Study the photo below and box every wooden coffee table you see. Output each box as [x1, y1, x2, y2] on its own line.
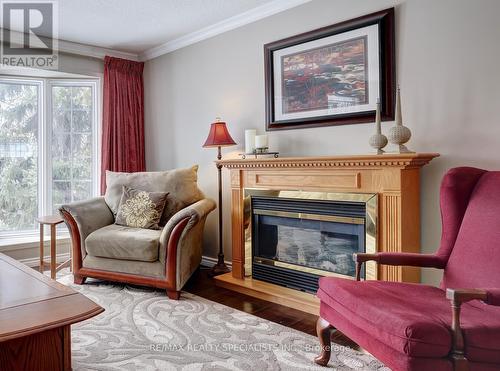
[0, 253, 103, 370]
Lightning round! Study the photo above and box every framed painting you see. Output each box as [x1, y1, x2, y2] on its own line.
[264, 8, 395, 131]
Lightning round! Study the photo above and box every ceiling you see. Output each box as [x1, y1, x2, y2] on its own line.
[0, 0, 309, 60]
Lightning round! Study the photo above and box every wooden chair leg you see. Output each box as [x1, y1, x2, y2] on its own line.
[314, 317, 334, 366]
[50, 224, 56, 279]
[451, 354, 470, 371]
[69, 241, 73, 272]
[74, 275, 86, 285]
[39, 224, 44, 273]
[167, 290, 181, 300]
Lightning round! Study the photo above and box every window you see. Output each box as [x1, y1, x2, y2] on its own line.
[51, 84, 95, 212]
[0, 78, 99, 238]
[0, 80, 40, 234]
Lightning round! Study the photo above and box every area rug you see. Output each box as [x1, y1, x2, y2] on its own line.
[58, 272, 388, 371]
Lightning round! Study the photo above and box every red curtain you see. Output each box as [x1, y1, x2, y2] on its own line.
[101, 56, 145, 194]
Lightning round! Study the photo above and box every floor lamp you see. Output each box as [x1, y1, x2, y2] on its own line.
[203, 118, 236, 276]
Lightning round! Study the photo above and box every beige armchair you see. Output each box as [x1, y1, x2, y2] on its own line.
[60, 166, 215, 299]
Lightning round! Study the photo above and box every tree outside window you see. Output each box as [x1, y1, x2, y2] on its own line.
[0, 79, 99, 237]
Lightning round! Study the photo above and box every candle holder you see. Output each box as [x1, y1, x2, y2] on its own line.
[240, 148, 279, 159]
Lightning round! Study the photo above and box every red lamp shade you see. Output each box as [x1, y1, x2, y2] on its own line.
[202, 119, 236, 148]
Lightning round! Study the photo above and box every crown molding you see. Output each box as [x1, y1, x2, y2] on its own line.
[57, 39, 140, 61]
[1, 29, 140, 61]
[2, 0, 311, 63]
[139, 0, 312, 61]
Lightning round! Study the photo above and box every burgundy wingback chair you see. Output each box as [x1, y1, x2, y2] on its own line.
[315, 167, 500, 371]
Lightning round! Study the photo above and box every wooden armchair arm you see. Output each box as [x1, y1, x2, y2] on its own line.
[160, 199, 216, 249]
[353, 253, 377, 280]
[446, 288, 488, 303]
[484, 288, 500, 306]
[163, 200, 215, 292]
[354, 252, 446, 281]
[59, 197, 114, 272]
[446, 289, 489, 369]
[165, 217, 190, 297]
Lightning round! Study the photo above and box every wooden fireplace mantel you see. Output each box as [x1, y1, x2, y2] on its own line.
[215, 153, 439, 313]
[217, 153, 438, 170]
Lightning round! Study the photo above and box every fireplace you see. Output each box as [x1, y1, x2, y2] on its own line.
[213, 154, 438, 314]
[244, 190, 377, 293]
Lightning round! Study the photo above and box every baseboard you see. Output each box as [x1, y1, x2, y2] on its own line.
[0, 236, 70, 252]
[201, 255, 232, 268]
[21, 253, 226, 269]
[20, 252, 71, 268]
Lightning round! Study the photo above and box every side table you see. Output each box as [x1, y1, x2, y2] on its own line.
[38, 215, 70, 279]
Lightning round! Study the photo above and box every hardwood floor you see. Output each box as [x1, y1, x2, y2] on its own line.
[186, 267, 317, 333]
[184, 267, 359, 349]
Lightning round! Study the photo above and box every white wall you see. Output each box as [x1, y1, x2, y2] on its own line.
[0, 52, 104, 77]
[57, 52, 104, 77]
[144, 0, 500, 286]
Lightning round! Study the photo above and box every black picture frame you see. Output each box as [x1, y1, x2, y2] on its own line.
[264, 8, 395, 131]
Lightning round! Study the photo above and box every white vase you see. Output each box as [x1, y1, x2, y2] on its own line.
[388, 86, 413, 153]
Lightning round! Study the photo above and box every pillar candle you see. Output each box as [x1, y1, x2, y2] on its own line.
[255, 134, 268, 149]
[245, 129, 256, 154]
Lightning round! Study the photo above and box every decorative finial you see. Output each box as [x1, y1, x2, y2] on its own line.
[368, 98, 388, 155]
[215, 117, 222, 122]
[388, 86, 413, 153]
[395, 85, 402, 126]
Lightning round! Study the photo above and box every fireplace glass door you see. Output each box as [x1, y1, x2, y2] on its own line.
[247, 191, 375, 293]
[254, 211, 364, 277]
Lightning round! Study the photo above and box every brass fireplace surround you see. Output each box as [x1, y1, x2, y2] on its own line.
[243, 189, 378, 280]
